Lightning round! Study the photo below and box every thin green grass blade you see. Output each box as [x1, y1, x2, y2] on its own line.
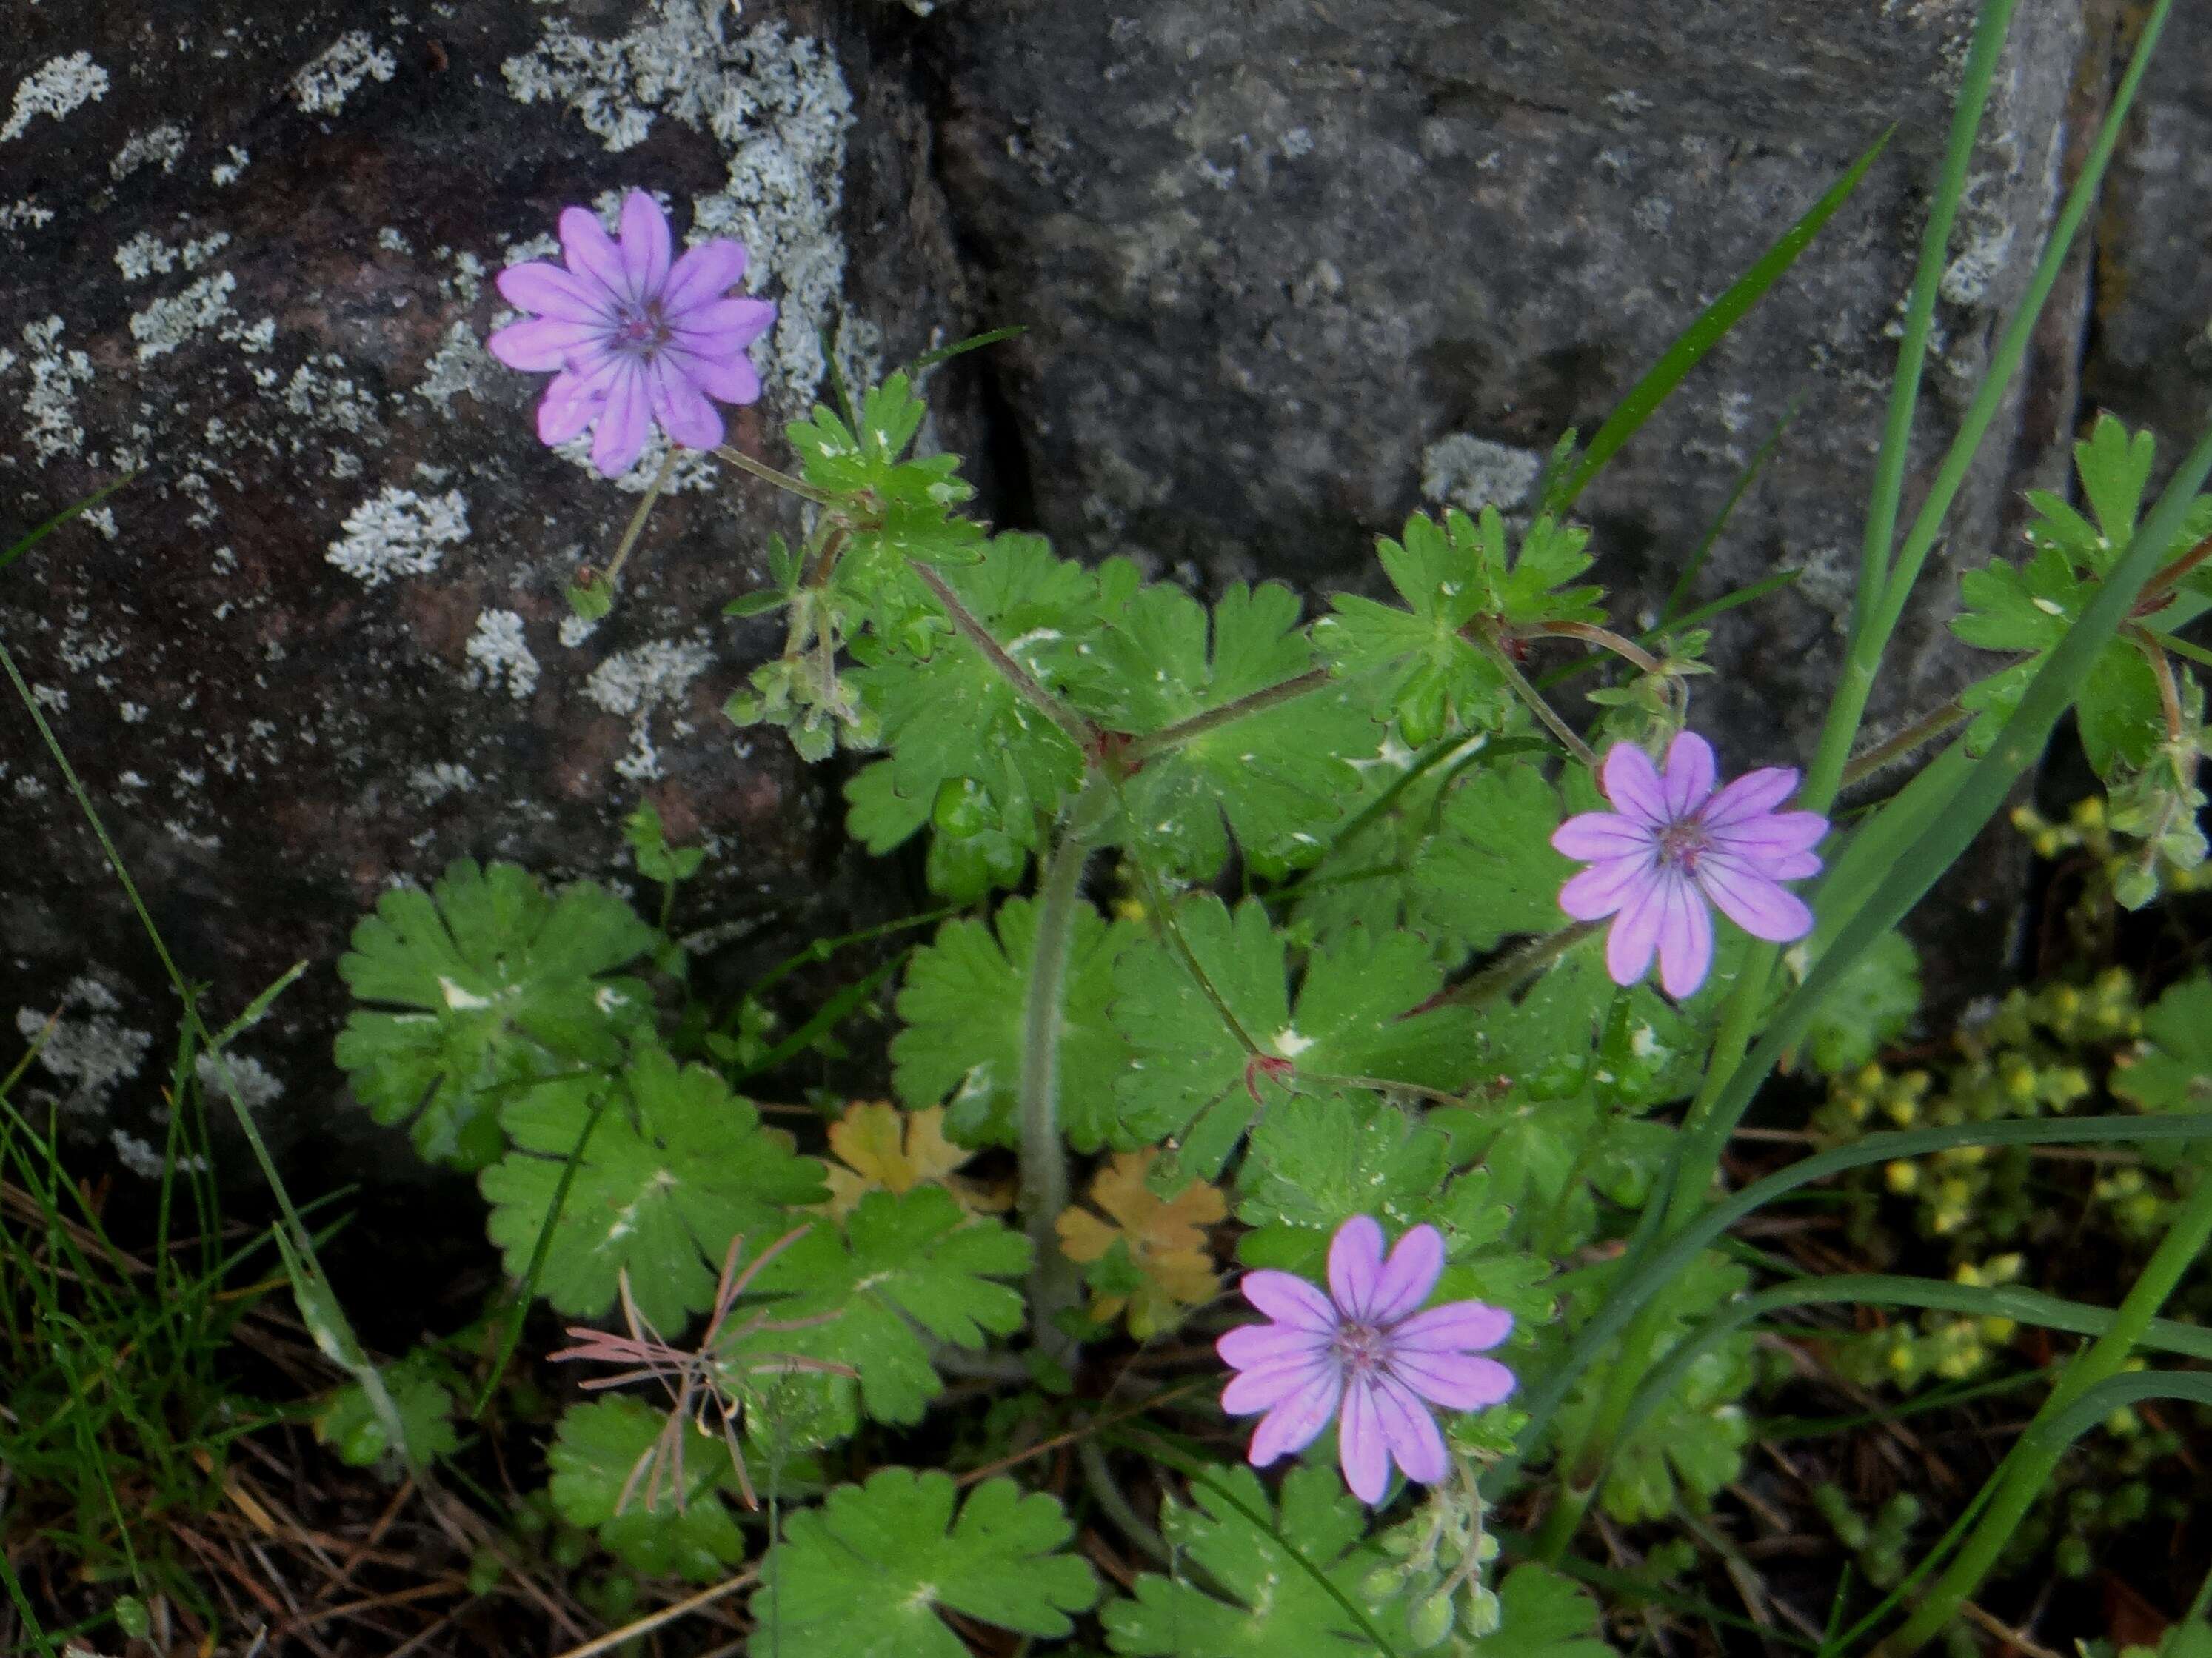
[1854, 0, 2020, 631]
[1663, 399, 1801, 621]
[1806, 0, 2174, 814]
[1548, 129, 1891, 513]
[0, 472, 138, 581]
[1606, 1272, 2212, 1481]
[904, 325, 1026, 377]
[0, 641, 415, 1471]
[1674, 413, 2212, 1239]
[1494, 1109, 2212, 1489]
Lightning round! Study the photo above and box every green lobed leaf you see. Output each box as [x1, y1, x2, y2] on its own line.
[478, 1042, 826, 1327]
[846, 535, 1102, 879]
[1409, 761, 1581, 953]
[315, 1352, 459, 1471]
[1463, 1565, 1617, 1658]
[333, 859, 657, 1171]
[2112, 973, 2212, 1116]
[750, 1468, 1097, 1658]
[1111, 898, 1481, 1173]
[891, 896, 1140, 1150]
[1545, 1251, 1754, 1523]
[1794, 929, 1921, 1075]
[1103, 1465, 1400, 1657]
[547, 1397, 744, 1582]
[732, 1186, 1029, 1428]
[1083, 581, 1382, 880]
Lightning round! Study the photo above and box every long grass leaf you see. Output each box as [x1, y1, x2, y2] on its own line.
[1548, 130, 1891, 512]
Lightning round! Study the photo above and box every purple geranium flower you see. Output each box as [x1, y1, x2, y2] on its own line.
[487, 190, 776, 478]
[1551, 732, 1828, 999]
[1217, 1216, 1516, 1505]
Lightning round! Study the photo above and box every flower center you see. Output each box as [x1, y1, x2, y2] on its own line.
[1334, 1320, 1386, 1377]
[611, 302, 674, 361]
[1656, 817, 1709, 873]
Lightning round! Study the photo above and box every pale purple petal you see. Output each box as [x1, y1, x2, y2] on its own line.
[670, 297, 779, 352]
[1560, 855, 1651, 923]
[590, 362, 652, 476]
[495, 261, 612, 324]
[648, 357, 725, 450]
[669, 341, 764, 407]
[1223, 1351, 1335, 1415]
[1218, 1322, 1330, 1371]
[1605, 872, 1667, 986]
[1371, 1376, 1449, 1485]
[1365, 1226, 1444, 1326]
[617, 191, 672, 299]
[1242, 1270, 1340, 1334]
[1551, 812, 1656, 862]
[1391, 1300, 1514, 1354]
[1337, 1376, 1391, 1504]
[1247, 1368, 1342, 1467]
[1656, 878, 1714, 999]
[1700, 766, 1801, 829]
[536, 365, 612, 446]
[559, 207, 629, 304]
[487, 315, 607, 372]
[1763, 849, 1823, 880]
[1660, 732, 1718, 818]
[662, 239, 749, 315]
[1389, 1351, 1518, 1411]
[1708, 809, 1828, 862]
[1696, 856, 1814, 943]
[1328, 1215, 1387, 1321]
[1600, 742, 1668, 827]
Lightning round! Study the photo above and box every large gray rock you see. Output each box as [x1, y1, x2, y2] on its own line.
[0, 0, 965, 1174]
[925, 0, 2086, 773]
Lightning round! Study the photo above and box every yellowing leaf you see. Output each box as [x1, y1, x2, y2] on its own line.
[822, 1102, 1006, 1220]
[1056, 1150, 1226, 1338]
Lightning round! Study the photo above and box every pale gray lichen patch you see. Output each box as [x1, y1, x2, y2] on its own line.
[194, 1050, 284, 1110]
[15, 975, 152, 1121]
[464, 609, 541, 699]
[280, 358, 383, 435]
[327, 487, 470, 586]
[110, 123, 187, 181]
[415, 321, 495, 415]
[502, 7, 854, 399]
[130, 271, 238, 361]
[114, 230, 232, 283]
[18, 315, 96, 464]
[409, 761, 476, 803]
[0, 198, 56, 231]
[1420, 432, 1543, 515]
[211, 145, 249, 185]
[1, 53, 109, 144]
[584, 635, 713, 782]
[292, 32, 398, 115]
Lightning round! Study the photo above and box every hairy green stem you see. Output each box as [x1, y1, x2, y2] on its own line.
[1078, 1437, 1172, 1565]
[1474, 627, 1598, 770]
[1125, 667, 1333, 761]
[1020, 789, 1104, 1364]
[912, 560, 1103, 755]
[1530, 619, 1665, 676]
[712, 443, 837, 505]
[1879, 1171, 2212, 1655]
[1431, 923, 1598, 1010]
[1839, 698, 1971, 791]
[598, 449, 677, 594]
